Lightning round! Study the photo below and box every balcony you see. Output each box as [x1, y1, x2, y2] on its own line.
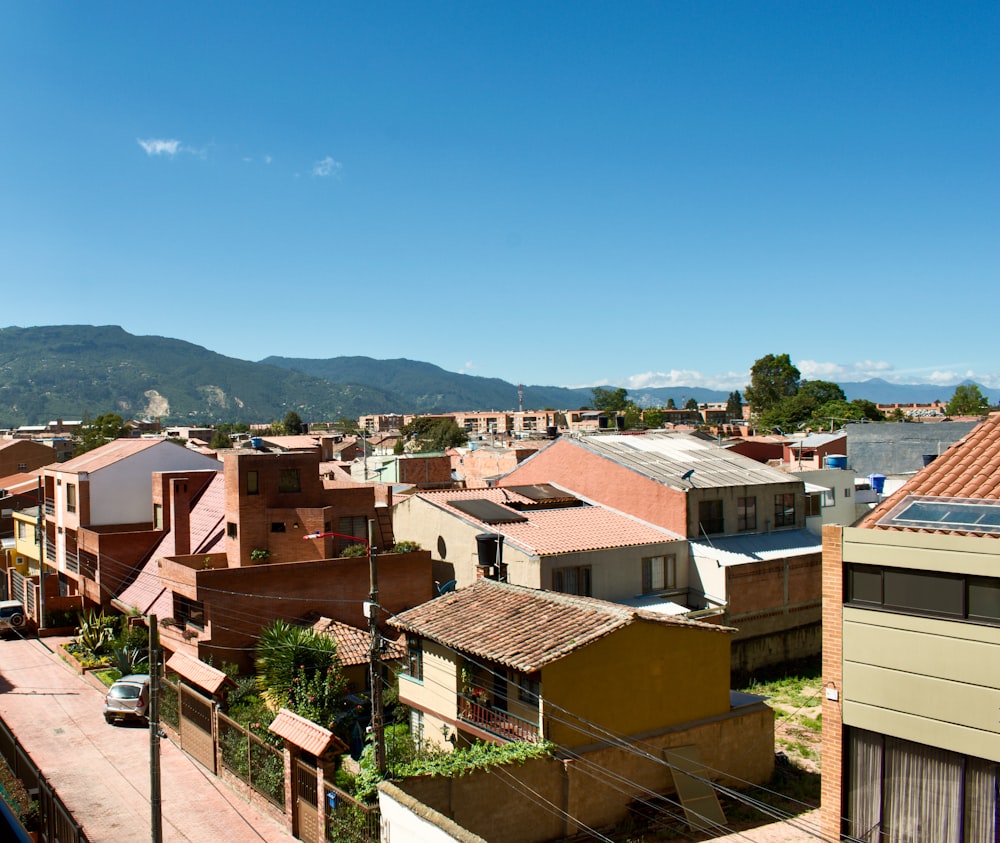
[458, 695, 539, 743]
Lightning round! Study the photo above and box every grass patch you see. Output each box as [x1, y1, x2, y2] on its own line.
[93, 668, 122, 687]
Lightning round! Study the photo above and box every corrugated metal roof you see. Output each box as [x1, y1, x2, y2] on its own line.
[690, 529, 821, 567]
[576, 433, 797, 490]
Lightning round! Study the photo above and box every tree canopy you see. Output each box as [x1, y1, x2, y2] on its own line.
[283, 411, 304, 435]
[725, 391, 743, 421]
[400, 417, 469, 452]
[946, 384, 991, 416]
[744, 354, 801, 415]
[76, 413, 127, 454]
[590, 387, 629, 413]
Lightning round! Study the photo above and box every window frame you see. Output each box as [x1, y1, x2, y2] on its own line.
[737, 496, 757, 532]
[774, 493, 796, 527]
[698, 499, 725, 535]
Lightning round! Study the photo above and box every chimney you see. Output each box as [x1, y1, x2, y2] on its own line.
[171, 477, 192, 556]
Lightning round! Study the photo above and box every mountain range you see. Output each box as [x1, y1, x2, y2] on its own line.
[0, 325, 977, 427]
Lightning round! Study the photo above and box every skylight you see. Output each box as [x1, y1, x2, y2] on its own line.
[877, 495, 1000, 534]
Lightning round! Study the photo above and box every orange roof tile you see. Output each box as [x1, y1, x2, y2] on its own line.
[269, 708, 347, 756]
[311, 617, 406, 666]
[861, 412, 1000, 536]
[389, 579, 728, 673]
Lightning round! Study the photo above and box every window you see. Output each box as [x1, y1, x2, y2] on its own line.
[247, 470, 259, 495]
[270, 522, 286, 533]
[405, 636, 423, 681]
[844, 487, 851, 499]
[822, 488, 835, 507]
[516, 672, 540, 705]
[153, 504, 163, 530]
[642, 555, 677, 593]
[805, 494, 822, 517]
[698, 499, 724, 535]
[338, 516, 368, 553]
[176, 596, 205, 629]
[17, 462, 27, 471]
[737, 497, 756, 532]
[17, 521, 26, 540]
[409, 708, 424, 745]
[774, 493, 795, 527]
[66, 483, 76, 513]
[227, 522, 237, 538]
[277, 469, 300, 493]
[846, 564, 1000, 626]
[552, 565, 592, 596]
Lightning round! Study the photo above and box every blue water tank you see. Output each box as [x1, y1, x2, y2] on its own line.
[250, 437, 263, 449]
[825, 455, 848, 470]
[869, 473, 886, 495]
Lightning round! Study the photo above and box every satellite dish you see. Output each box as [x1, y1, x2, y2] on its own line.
[681, 469, 695, 481]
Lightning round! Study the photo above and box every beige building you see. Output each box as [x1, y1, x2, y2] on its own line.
[821, 413, 1000, 842]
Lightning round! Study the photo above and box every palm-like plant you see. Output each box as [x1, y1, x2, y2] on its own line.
[255, 620, 340, 709]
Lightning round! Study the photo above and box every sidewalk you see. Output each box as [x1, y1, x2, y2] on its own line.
[0, 635, 296, 842]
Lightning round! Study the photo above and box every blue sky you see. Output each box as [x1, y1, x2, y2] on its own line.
[2, 2, 997, 392]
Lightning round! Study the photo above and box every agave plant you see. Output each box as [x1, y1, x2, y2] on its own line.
[76, 609, 118, 658]
[113, 645, 149, 677]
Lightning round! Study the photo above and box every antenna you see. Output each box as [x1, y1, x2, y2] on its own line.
[518, 383, 524, 413]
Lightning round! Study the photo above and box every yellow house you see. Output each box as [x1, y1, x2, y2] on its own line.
[11, 507, 42, 575]
[390, 579, 741, 751]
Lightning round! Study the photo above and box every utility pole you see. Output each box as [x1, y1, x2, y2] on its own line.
[366, 520, 386, 776]
[36, 477, 46, 631]
[149, 614, 163, 843]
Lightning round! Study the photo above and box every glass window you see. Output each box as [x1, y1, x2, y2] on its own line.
[277, 469, 300, 493]
[406, 637, 423, 681]
[642, 555, 677, 592]
[884, 568, 964, 617]
[66, 483, 76, 513]
[270, 522, 286, 533]
[552, 566, 592, 596]
[247, 470, 259, 495]
[517, 673, 540, 705]
[698, 499, 724, 535]
[153, 504, 163, 530]
[848, 565, 883, 605]
[968, 577, 1000, 623]
[737, 497, 757, 531]
[227, 522, 237, 538]
[774, 493, 796, 527]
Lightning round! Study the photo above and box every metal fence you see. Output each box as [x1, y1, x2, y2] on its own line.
[325, 785, 380, 843]
[218, 712, 286, 809]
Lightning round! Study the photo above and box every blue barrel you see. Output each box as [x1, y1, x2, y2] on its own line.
[869, 474, 886, 495]
[825, 455, 847, 470]
[250, 437, 263, 449]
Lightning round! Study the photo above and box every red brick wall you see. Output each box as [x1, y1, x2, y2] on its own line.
[399, 455, 452, 486]
[501, 439, 688, 535]
[821, 524, 844, 841]
[0, 440, 57, 476]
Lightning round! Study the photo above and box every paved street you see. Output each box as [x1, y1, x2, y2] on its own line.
[0, 635, 295, 842]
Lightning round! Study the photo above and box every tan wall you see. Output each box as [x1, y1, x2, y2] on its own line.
[397, 640, 460, 747]
[396, 703, 774, 843]
[543, 621, 732, 748]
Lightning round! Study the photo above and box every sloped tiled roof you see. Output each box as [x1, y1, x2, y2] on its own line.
[861, 413, 1000, 534]
[411, 487, 683, 556]
[310, 617, 406, 666]
[54, 438, 165, 473]
[269, 708, 347, 756]
[166, 651, 233, 695]
[115, 473, 226, 614]
[568, 433, 796, 489]
[389, 579, 728, 673]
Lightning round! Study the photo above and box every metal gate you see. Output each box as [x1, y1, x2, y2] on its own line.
[178, 684, 215, 773]
[295, 758, 319, 843]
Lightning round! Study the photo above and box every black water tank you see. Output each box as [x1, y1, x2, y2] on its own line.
[546, 426, 559, 438]
[476, 533, 499, 568]
[615, 415, 625, 431]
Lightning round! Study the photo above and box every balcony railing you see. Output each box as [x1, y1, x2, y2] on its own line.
[458, 696, 539, 743]
[44, 500, 55, 516]
[65, 549, 79, 575]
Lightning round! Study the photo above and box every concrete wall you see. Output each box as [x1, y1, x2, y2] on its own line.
[845, 419, 978, 476]
[395, 703, 774, 843]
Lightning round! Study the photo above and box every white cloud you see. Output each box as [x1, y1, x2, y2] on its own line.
[137, 138, 181, 156]
[311, 156, 343, 178]
[798, 359, 894, 382]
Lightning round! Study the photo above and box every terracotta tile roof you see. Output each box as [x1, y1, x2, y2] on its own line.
[269, 708, 347, 756]
[388, 579, 728, 673]
[310, 617, 406, 666]
[165, 651, 233, 695]
[861, 412, 1000, 535]
[413, 487, 683, 555]
[54, 438, 164, 473]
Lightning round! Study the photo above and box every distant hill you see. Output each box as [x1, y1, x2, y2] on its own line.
[0, 325, 985, 426]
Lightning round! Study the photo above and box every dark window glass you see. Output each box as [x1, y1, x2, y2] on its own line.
[738, 497, 756, 532]
[406, 637, 423, 681]
[278, 469, 300, 493]
[774, 493, 796, 527]
[848, 565, 883, 605]
[698, 499, 724, 534]
[247, 470, 259, 495]
[227, 522, 237, 538]
[883, 568, 963, 617]
[271, 522, 286, 533]
[968, 577, 1000, 622]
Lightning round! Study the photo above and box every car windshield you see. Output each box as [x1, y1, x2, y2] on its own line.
[110, 684, 143, 700]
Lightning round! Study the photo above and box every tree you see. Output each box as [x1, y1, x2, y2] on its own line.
[725, 391, 743, 421]
[798, 380, 846, 407]
[590, 387, 628, 413]
[666, 398, 676, 410]
[209, 429, 233, 449]
[76, 413, 127, 454]
[623, 401, 642, 430]
[283, 411, 304, 435]
[946, 384, 990, 416]
[684, 397, 699, 411]
[400, 417, 469, 452]
[642, 407, 664, 429]
[744, 353, 801, 415]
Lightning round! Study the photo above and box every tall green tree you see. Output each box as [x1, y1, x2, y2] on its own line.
[642, 407, 664, 429]
[725, 391, 743, 421]
[590, 387, 629, 413]
[684, 397, 699, 411]
[744, 353, 801, 415]
[283, 411, 304, 435]
[400, 417, 469, 452]
[946, 384, 990, 415]
[76, 413, 127, 454]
